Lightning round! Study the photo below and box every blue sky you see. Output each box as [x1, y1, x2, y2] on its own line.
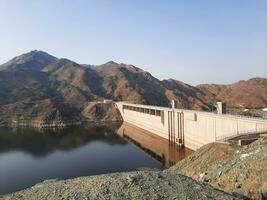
[0, 0, 266, 85]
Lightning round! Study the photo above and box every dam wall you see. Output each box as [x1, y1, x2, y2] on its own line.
[115, 102, 267, 150]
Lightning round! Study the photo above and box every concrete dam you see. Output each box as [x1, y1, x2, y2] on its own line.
[115, 102, 267, 150]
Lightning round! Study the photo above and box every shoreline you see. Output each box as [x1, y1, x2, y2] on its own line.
[0, 119, 123, 129]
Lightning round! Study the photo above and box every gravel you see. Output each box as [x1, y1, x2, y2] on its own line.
[0, 171, 247, 200]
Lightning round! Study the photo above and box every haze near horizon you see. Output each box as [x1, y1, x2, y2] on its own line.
[0, 0, 266, 85]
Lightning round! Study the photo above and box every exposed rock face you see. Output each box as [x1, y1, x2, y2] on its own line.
[0, 50, 266, 127]
[168, 136, 267, 199]
[198, 78, 267, 108]
[1, 171, 247, 200]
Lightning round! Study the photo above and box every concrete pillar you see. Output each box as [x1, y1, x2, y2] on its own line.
[171, 100, 177, 109]
[217, 102, 226, 114]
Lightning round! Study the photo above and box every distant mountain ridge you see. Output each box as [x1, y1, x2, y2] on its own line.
[0, 50, 266, 126]
[197, 78, 267, 108]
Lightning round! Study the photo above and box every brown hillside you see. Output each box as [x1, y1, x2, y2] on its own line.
[0, 50, 266, 126]
[198, 78, 267, 108]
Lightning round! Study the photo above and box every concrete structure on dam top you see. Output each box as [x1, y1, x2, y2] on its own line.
[115, 102, 267, 150]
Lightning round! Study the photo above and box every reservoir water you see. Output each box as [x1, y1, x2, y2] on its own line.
[0, 123, 192, 195]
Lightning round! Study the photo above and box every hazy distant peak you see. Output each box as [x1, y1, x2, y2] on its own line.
[29, 49, 54, 55]
[97, 61, 140, 74]
[165, 78, 177, 82]
[101, 61, 142, 71]
[104, 61, 119, 65]
[56, 58, 77, 65]
[247, 77, 266, 82]
[0, 50, 57, 71]
[15, 50, 57, 62]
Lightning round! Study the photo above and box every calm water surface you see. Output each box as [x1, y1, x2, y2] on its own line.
[0, 123, 192, 195]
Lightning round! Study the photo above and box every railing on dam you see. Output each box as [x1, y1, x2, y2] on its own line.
[116, 102, 267, 150]
[122, 104, 164, 123]
[215, 129, 267, 141]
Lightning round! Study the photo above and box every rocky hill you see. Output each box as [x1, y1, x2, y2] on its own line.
[198, 78, 267, 108]
[0, 51, 57, 71]
[0, 50, 266, 126]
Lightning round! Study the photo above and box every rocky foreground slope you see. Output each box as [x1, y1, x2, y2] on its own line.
[1, 171, 247, 200]
[169, 136, 267, 199]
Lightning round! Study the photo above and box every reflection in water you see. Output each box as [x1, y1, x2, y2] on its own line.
[0, 124, 125, 156]
[0, 123, 193, 195]
[117, 122, 193, 168]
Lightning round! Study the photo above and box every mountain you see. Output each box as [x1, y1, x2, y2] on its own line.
[198, 78, 267, 108]
[162, 79, 212, 110]
[92, 61, 169, 105]
[0, 50, 57, 71]
[0, 50, 266, 126]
